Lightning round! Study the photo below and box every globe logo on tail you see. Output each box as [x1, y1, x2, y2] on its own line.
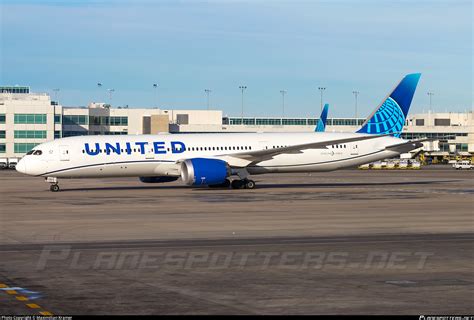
[364, 97, 405, 137]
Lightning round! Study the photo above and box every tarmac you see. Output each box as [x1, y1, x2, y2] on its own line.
[0, 167, 473, 314]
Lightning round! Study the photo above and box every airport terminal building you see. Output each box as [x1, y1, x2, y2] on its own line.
[1, 87, 473, 161]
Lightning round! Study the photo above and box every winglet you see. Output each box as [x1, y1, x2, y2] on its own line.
[315, 103, 329, 132]
[357, 73, 421, 137]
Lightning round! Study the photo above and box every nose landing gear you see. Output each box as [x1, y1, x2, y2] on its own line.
[45, 177, 60, 192]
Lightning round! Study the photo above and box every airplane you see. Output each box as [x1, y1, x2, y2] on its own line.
[315, 103, 329, 132]
[16, 73, 423, 192]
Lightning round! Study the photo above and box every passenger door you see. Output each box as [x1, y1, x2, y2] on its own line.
[350, 144, 359, 155]
[59, 145, 70, 161]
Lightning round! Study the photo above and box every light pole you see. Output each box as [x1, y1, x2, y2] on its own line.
[52, 88, 60, 104]
[280, 90, 287, 117]
[318, 86, 326, 112]
[427, 91, 434, 112]
[153, 84, 158, 108]
[352, 90, 359, 120]
[205, 89, 211, 110]
[239, 85, 247, 124]
[107, 89, 115, 104]
[52, 88, 60, 128]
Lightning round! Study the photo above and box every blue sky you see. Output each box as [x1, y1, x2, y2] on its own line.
[1, 0, 472, 117]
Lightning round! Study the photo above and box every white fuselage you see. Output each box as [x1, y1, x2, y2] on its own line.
[17, 132, 403, 179]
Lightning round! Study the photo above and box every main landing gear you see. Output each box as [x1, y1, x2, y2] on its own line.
[231, 178, 256, 189]
[209, 178, 256, 189]
[46, 177, 60, 192]
[229, 168, 256, 189]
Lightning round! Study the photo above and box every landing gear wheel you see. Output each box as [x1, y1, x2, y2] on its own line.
[244, 179, 256, 189]
[50, 184, 60, 192]
[231, 179, 245, 189]
[222, 178, 231, 188]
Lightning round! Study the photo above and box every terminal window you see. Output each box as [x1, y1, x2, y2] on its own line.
[416, 119, 425, 126]
[14, 143, 39, 154]
[255, 119, 282, 125]
[176, 114, 189, 125]
[0, 131, 5, 139]
[14, 114, 47, 124]
[282, 119, 307, 125]
[0, 86, 29, 94]
[14, 130, 47, 139]
[0, 144, 5, 153]
[434, 118, 451, 126]
[63, 115, 88, 125]
[62, 131, 88, 137]
[0, 114, 5, 124]
[110, 116, 128, 126]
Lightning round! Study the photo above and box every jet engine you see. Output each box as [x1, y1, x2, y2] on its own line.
[180, 158, 230, 186]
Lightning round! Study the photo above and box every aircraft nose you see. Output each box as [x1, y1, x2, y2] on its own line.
[16, 158, 27, 174]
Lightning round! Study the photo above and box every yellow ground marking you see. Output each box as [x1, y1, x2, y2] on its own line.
[16, 296, 29, 301]
[1, 284, 54, 316]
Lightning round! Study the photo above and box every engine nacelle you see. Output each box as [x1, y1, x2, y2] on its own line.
[139, 176, 179, 183]
[180, 158, 230, 186]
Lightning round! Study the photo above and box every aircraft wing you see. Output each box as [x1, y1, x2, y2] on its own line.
[217, 134, 390, 167]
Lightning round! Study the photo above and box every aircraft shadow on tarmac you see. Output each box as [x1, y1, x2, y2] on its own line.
[252, 180, 460, 189]
[59, 179, 459, 192]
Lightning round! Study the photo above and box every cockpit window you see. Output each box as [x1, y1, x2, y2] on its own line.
[33, 150, 42, 155]
[26, 150, 35, 155]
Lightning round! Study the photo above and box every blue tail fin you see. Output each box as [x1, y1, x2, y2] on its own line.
[315, 103, 329, 132]
[357, 73, 421, 137]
